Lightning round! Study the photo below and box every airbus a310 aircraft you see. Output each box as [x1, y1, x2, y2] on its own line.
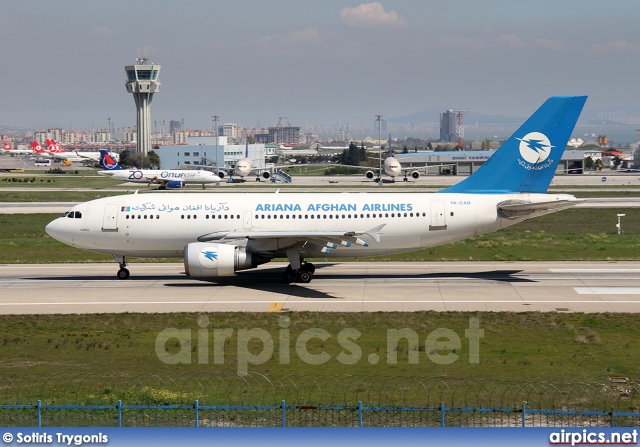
[97, 150, 221, 189]
[46, 96, 586, 282]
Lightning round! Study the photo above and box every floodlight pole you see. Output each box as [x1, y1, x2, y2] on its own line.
[375, 114, 383, 185]
[212, 115, 219, 170]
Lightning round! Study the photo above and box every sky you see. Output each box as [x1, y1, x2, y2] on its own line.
[2, 0, 640, 133]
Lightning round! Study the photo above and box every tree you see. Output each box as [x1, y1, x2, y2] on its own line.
[584, 156, 594, 171]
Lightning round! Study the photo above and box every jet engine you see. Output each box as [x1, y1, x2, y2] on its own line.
[365, 170, 375, 179]
[217, 171, 225, 179]
[262, 171, 270, 179]
[167, 180, 184, 188]
[411, 171, 420, 179]
[184, 242, 269, 278]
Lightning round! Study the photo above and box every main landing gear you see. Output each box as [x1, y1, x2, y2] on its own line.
[282, 262, 316, 284]
[114, 255, 130, 280]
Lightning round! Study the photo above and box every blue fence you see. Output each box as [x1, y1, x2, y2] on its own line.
[2, 401, 639, 428]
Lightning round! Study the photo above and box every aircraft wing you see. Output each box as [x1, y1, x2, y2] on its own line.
[197, 224, 386, 246]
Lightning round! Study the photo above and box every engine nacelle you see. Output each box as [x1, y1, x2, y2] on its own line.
[184, 242, 267, 278]
[365, 170, 375, 179]
[411, 171, 420, 179]
[262, 171, 271, 179]
[167, 180, 184, 188]
[217, 171, 225, 179]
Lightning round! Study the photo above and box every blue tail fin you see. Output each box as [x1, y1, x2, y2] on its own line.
[99, 150, 122, 170]
[439, 96, 587, 194]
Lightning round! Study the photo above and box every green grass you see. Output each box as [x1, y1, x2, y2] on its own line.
[0, 312, 637, 405]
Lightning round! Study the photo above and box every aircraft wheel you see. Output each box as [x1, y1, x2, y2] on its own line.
[117, 268, 130, 280]
[297, 270, 313, 283]
[301, 262, 315, 274]
[282, 266, 296, 283]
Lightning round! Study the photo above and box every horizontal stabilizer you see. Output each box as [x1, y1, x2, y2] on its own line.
[497, 199, 581, 218]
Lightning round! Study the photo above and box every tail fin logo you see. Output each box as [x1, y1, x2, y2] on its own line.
[102, 153, 119, 170]
[516, 132, 554, 166]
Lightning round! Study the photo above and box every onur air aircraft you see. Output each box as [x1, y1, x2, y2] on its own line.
[97, 150, 221, 189]
[46, 96, 586, 282]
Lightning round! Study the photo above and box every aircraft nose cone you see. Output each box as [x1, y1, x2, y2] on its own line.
[45, 220, 58, 239]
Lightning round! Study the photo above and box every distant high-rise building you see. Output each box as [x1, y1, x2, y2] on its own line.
[125, 57, 161, 156]
[440, 110, 457, 142]
[169, 120, 182, 135]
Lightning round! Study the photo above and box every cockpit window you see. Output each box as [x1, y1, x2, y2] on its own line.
[62, 212, 69, 217]
[66, 211, 83, 219]
[67, 213, 74, 218]
[74, 211, 82, 218]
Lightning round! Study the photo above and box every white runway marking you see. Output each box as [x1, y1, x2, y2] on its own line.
[574, 287, 640, 295]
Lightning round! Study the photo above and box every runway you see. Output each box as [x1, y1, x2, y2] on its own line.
[1, 261, 640, 314]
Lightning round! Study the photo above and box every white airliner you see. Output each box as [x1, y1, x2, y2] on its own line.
[364, 135, 422, 182]
[97, 150, 221, 189]
[46, 96, 586, 282]
[222, 140, 272, 182]
[3, 142, 33, 156]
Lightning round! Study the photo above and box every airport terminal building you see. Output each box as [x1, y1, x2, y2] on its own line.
[156, 136, 267, 171]
[396, 150, 586, 175]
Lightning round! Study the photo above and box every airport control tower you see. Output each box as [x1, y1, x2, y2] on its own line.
[125, 57, 161, 157]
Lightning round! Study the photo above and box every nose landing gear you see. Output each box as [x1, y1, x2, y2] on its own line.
[113, 255, 130, 280]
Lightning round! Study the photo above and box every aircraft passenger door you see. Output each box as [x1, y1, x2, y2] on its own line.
[102, 203, 120, 232]
[429, 202, 447, 231]
[243, 210, 252, 229]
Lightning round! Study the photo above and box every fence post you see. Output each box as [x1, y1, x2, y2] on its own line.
[194, 400, 199, 428]
[281, 400, 286, 428]
[440, 402, 445, 427]
[117, 400, 122, 428]
[522, 403, 526, 427]
[36, 400, 41, 428]
[611, 406, 614, 428]
[358, 401, 363, 428]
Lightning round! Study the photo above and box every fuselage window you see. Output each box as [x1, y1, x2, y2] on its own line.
[366, 214, 370, 218]
[391, 213, 395, 218]
[126, 215, 129, 219]
[410, 213, 414, 217]
[323, 215, 327, 219]
[237, 215, 240, 219]
[286, 215, 290, 219]
[268, 215, 271, 219]
[310, 215, 313, 219]
[181, 215, 185, 219]
[404, 213, 407, 217]
[138, 215, 141, 219]
[230, 215, 233, 219]
[224, 215, 228, 219]
[193, 215, 197, 219]
[422, 212, 426, 217]
[261, 214, 265, 219]
[360, 214, 364, 218]
[149, 215, 153, 219]
[144, 215, 148, 219]
[187, 215, 191, 219]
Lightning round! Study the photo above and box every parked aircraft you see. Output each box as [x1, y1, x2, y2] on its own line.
[222, 140, 271, 182]
[46, 96, 587, 282]
[4, 142, 34, 156]
[97, 150, 221, 189]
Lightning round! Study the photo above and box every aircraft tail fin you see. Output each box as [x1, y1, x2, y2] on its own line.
[99, 150, 122, 170]
[439, 96, 587, 194]
[31, 141, 46, 154]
